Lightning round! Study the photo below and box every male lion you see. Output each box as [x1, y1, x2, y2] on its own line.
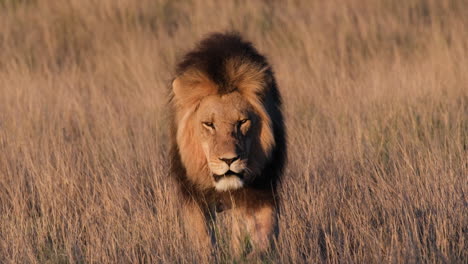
[169, 32, 286, 257]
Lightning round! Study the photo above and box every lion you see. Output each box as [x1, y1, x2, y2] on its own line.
[169, 32, 286, 257]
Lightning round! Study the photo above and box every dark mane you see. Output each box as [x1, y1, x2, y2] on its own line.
[175, 32, 270, 94]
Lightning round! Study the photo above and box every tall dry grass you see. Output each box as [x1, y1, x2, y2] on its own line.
[0, 0, 466, 263]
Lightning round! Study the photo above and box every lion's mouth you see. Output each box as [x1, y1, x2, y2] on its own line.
[213, 170, 243, 182]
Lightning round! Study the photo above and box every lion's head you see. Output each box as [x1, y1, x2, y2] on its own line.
[170, 33, 284, 193]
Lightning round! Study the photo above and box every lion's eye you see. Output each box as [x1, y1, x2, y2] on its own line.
[202, 122, 215, 129]
[239, 119, 249, 125]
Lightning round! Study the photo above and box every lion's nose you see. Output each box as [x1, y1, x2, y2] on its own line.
[219, 156, 239, 166]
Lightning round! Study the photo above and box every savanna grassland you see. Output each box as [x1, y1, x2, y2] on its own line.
[0, 0, 467, 263]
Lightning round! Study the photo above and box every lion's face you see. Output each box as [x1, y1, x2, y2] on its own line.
[172, 62, 277, 192]
[196, 92, 257, 191]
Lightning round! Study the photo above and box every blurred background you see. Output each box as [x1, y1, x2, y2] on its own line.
[0, 0, 466, 263]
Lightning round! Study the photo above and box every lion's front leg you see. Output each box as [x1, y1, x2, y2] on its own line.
[230, 192, 277, 257]
[248, 203, 277, 254]
[182, 199, 216, 254]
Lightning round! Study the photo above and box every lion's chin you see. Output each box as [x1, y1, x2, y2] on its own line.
[214, 176, 244, 192]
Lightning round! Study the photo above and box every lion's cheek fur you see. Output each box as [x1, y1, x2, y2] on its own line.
[176, 112, 213, 189]
[246, 98, 275, 159]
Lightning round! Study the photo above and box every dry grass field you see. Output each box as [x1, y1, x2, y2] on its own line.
[0, 0, 467, 263]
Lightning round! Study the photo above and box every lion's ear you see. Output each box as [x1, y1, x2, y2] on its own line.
[171, 76, 203, 108]
[172, 73, 218, 105]
[172, 77, 184, 99]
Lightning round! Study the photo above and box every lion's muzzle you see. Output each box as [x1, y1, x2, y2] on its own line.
[213, 170, 243, 181]
[210, 159, 246, 191]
